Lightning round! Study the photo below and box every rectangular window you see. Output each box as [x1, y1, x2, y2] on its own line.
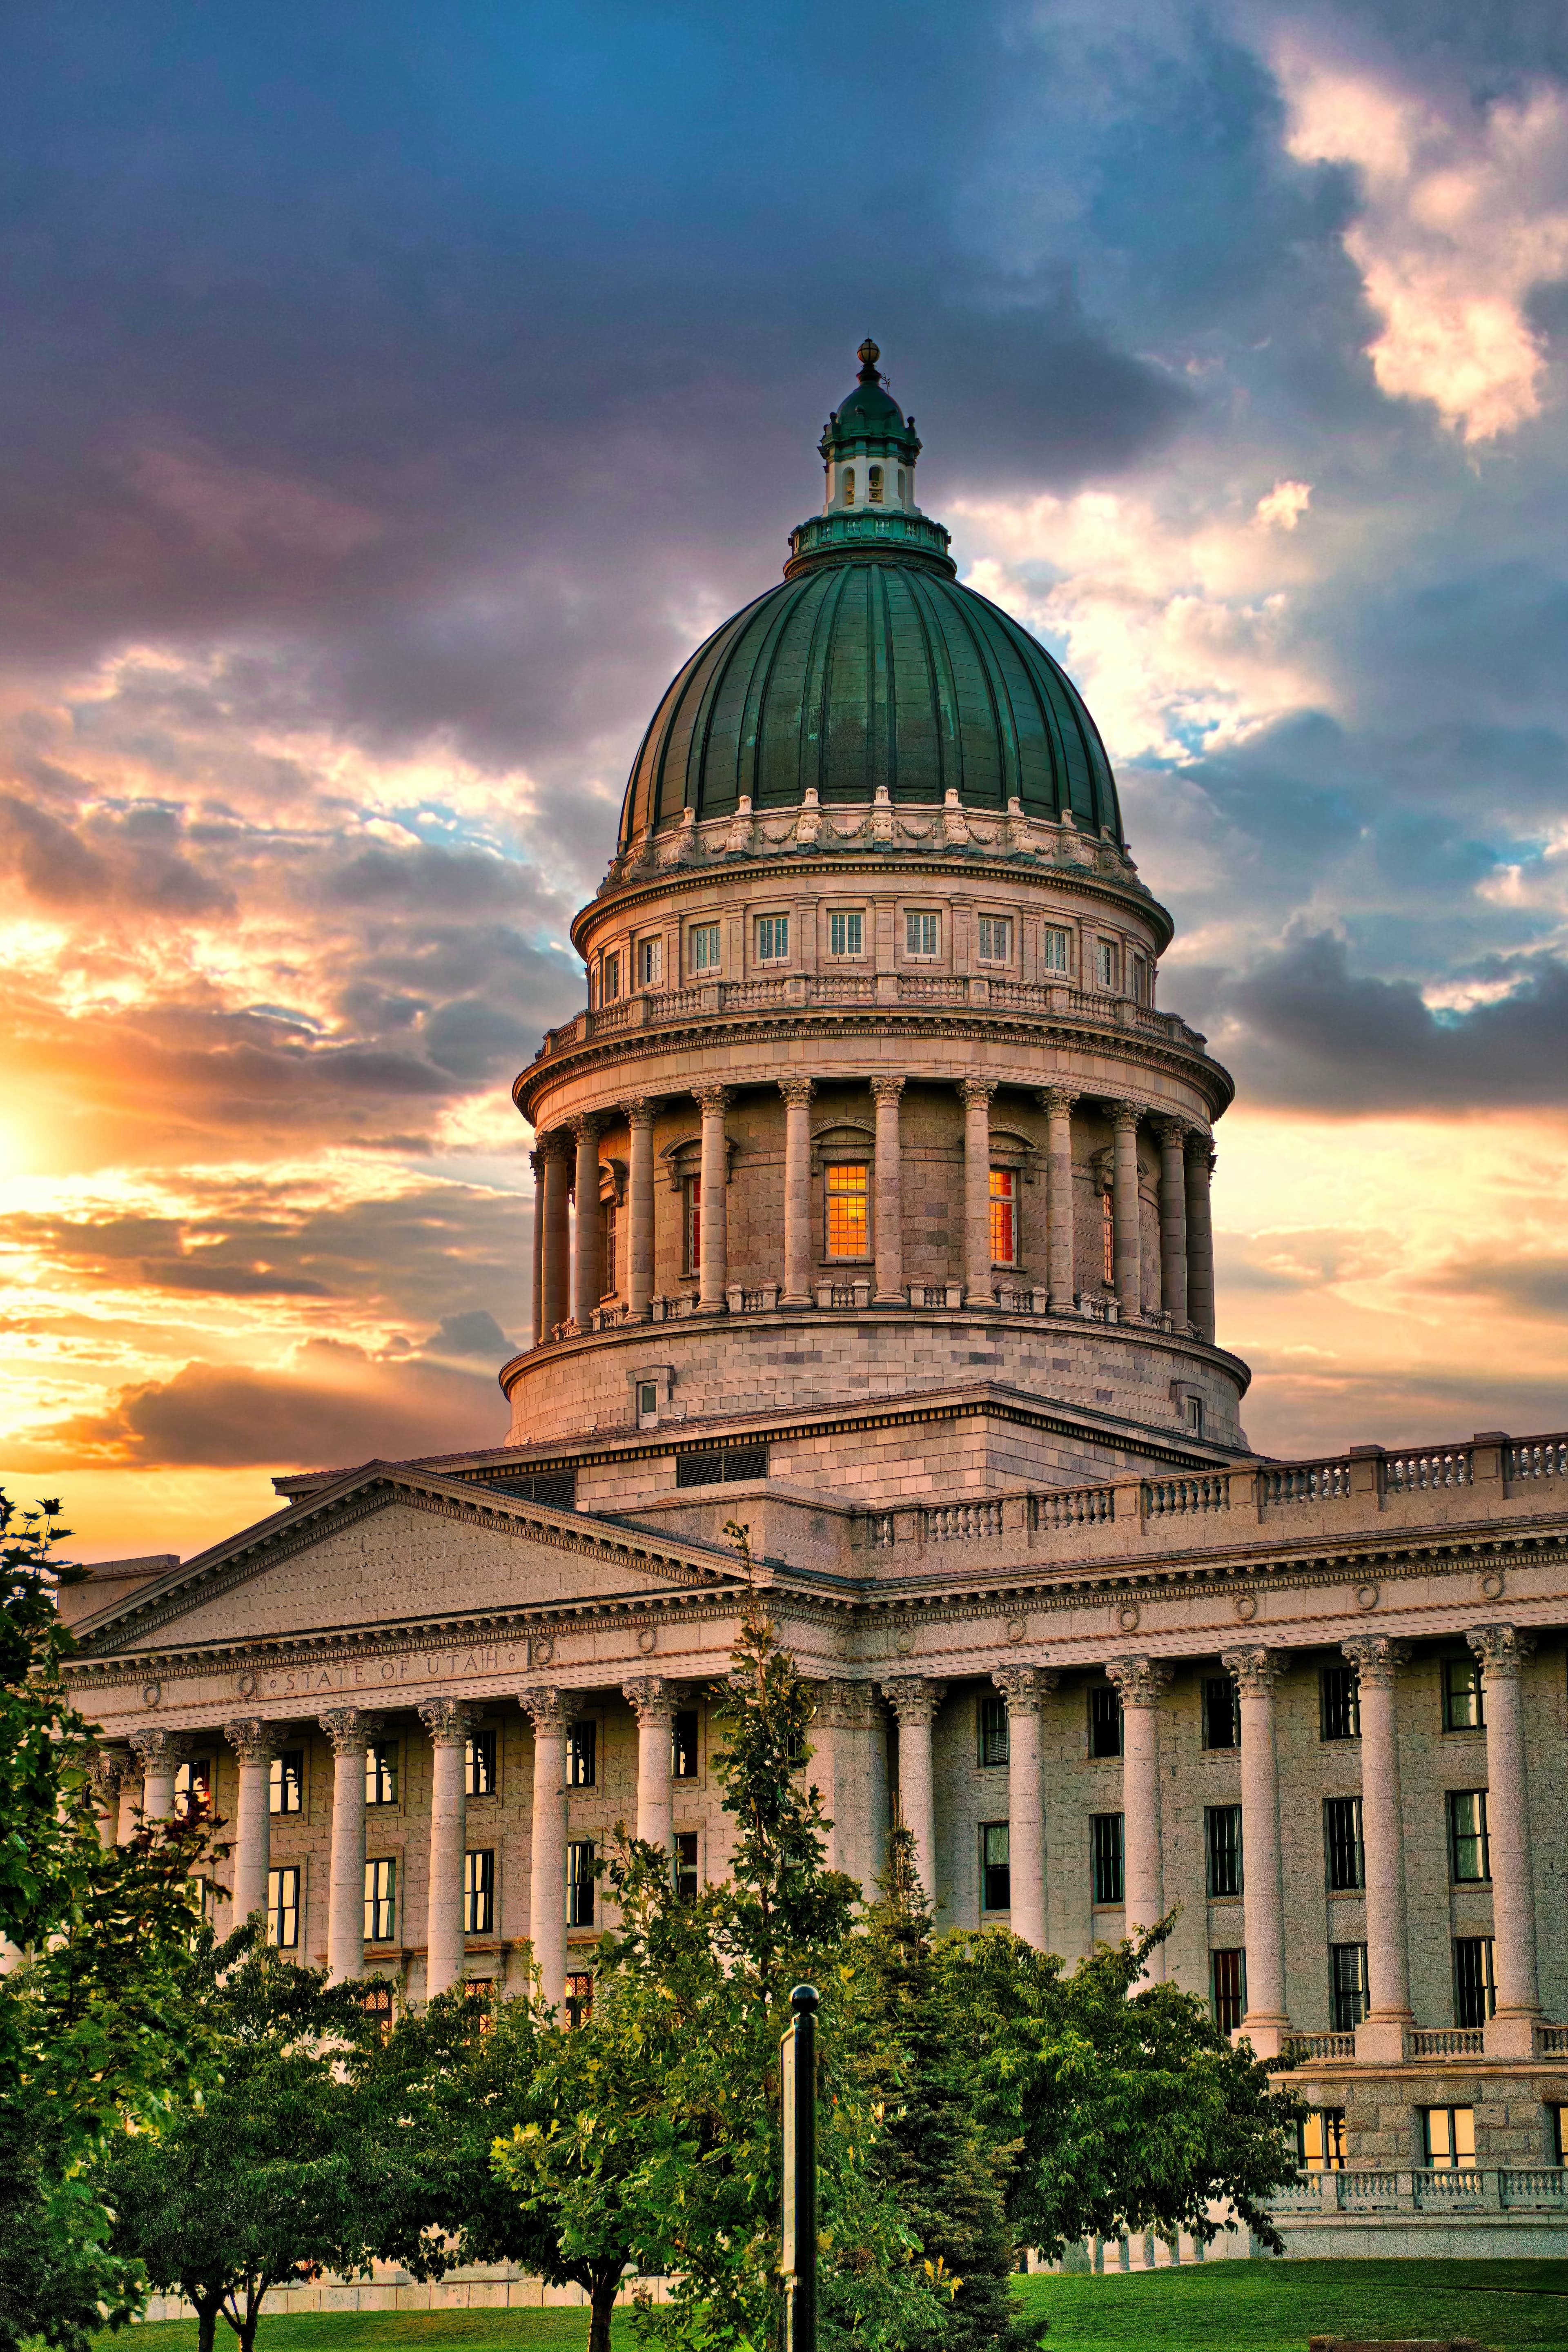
[977, 915, 1011, 965]
[1423, 2106, 1476, 2171]
[1454, 1936, 1497, 2027]
[366, 1741, 398, 1806]
[364, 1857, 396, 1944]
[1553, 2107, 1568, 2167]
[1324, 1796, 1365, 1891]
[1101, 1187, 1114, 1285]
[465, 1728, 497, 1799]
[828, 909, 864, 958]
[1041, 924, 1071, 974]
[978, 1691, 1009, 1768]
[1207, 1804, 1243, 1898]
[684, 1174, 701, 1275]
[363, 1981, 394, 2036]
[174, 1758, 212, 1821]
[825, 1163, 870, 1259]
[566, 1839, 596, 1929]
[1449, 1788, 1490, 1882]
[599, 1198, 618, 1300]
[673, 1830, 699, 1903]
[1092, 1812, 1125, 1905]
[989, 1168, 1017, 1266]
[981, 1822, 1011, 1913]
[1300, 2109, 1348, 2172]
[637, 1379, 659, 1419]
[464, 1848, 494, 1936]
[1211, 1948, 1245, 2034]
[1203, 1675, 1240, 1750]
[269, 1748, 304, 1815]
[566, 1721, 596, 1789]
[672, 1708, 699, 1779]
[690, 921, 721, 974]
[1330, 1942, 1368, 2031]
[675, 1443, 769, 1488]
[1089, 1683, 1123, 1759]
[1443, 1655, 1485, 1731]
[1129, 952, 1150, 1005]
[1320, 1666, 1360, 1741]
[1095, 938, 1118, 990]
[755, 913, 789, 963]
[265, 1864, 300, 1949]
[638, 936, 664, 989]
[905, 910, 939, 958]
[566, 1971, 594, 2029]
[601, 951, 621, 1002]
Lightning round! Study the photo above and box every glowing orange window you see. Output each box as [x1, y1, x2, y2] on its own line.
[989, 1169, 1016, 1265]
[824, 1164, 869, 1259]
[1102, 1189, 1115, 1285]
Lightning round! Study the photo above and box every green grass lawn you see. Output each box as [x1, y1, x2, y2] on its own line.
[98, 2259, 1568, 2351]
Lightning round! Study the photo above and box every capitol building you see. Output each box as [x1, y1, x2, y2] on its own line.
[66, 343, 1568, 2272]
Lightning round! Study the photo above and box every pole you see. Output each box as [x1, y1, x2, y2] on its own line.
[781, 1982, 818, 2352]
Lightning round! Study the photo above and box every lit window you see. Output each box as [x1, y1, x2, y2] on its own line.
[673, 1831, 699, 1903]
[599, 1199, 618, 1300]
[1330, 1942, 1368, 2030]
[978, 1691, 1009, 1768]
[1095, 938, 1118, 990]
[365, 1857, 396, 1943]
[824, 1163, 870, 1259]
[366, 1742, 398, 1806]
[1454, 1936, 1496, 2027]
[868, 463, 884, 505]
[1301, 2109, 1348, 2172]
[566, 1971, 594, 2028]
[1211, 1948, 1245, 2034]
[1324, 1796, 1364, 1891]
[977, 915, 1011, 965]
[1423, 2106, 1476, 2171]
[1207, 1804, 1243, 1898]
[1552, 2106, 1567, 2166]
[828, 909, 863, 958]
[671, 1709, 699, 1779]
[464, 1848, 494, 1936]
[690, 922, 721, 974]
[981, 1822, 1010, 1912]
[1092, 1813, 1124, 1904]
[989, 1168, 1016, 1265]
[684, 1174, 701, 1274]
[755, 913, 788, 963]
[1203, 1676, 1240, 1750]
[843, 467, 855, 507]
[1101, 1189, 1114, 1285]
[174, 1758, 212, 1822]
[1089, 1684, 1123, 1758]
[363, 1981, 394, 2038]
[566, 1721, 596, 1788]
[266, 1864, 300, 1949]
[465, 1729, 497, 1798]
[566, 1839, 596, 1928]
[1321, 1666, 1360, 1740]
[1041, 925, 1071, 974]
[269, 1748, 303, 1815]
[1443, 1656, 1485, 1731]
[1448, 1789, 1490, 1883]
[638, 937, 664, 988]
[905, 910, 939, 958]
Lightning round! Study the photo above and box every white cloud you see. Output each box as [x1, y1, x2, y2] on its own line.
[1254, 479, 1312, 530]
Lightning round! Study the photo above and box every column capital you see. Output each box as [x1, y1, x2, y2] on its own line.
[1467, 1621, 1535, 1676]
[568, 1110, 606, 1143]
[1221, 1645, 1290, 1694]
[957, 1080, 996, 1109]
[128, 1726, 192, 1771]
[418, 1696, 483, 1744]
[621, 1674, 685, 1726]
[318, 1706, 384, 1755]
[1184, 1128, 1216, 1170]
[777, 1076, 816, 1108]
[1109, 1098, 1143, 1132]
[619, 1096, 657, 1128]
[692, 1084, 733, 1115]
[89, 1748, 129, 1802]
[880, 1674, 947, 1726]
[1105, 1655, 1172, 1708]
[224, 1716, 287, 1764]
[528, 1147, 543, 1179]
[991, 1662, 1060, 1713]
[869, 1074, 906, 1105]
[537, 1126, 573, 1162]
[815, 1677, 880, 1728]
[1037, 1085, 1079, 1116]
[1152, 1115, 1189, 1148]
[519, 1684, 573, 1736]
[1341, 1635, 1410, 1688]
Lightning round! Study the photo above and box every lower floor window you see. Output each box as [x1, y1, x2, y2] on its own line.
[1423, 2105, 1476, 2170]
[566, 1971, 594, 2029]
[363, 1981, 394, 2038]
[825, 1162, 870, 1259]
[266, 1864, 299, 1949]
[1552, 2106, 1567, 2166]
[981, 1822, 1010, 1913]
[1101, 1188, 1114, 1285]
[1330, 1941, 1368, 2031]
[464, 1847, 495, 1936]
[1091, 1812, 1124, 1905]
[1300, 2108, 1348, 2171]
[1454, 1935, 1496, 2027]
[1211, 1947, 1245, 2035]
[989, 1168, 1016, 1266]
[566, 1838, 596, 1928]
[365, 1856, 396, 1944]
[673, 1830, 699, 1904]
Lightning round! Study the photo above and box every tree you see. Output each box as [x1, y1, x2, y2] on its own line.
[100, 1942, 376, 2352]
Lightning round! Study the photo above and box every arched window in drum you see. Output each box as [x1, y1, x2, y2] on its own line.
[869, 464, 884, 504]
[842, 467, 855, 507]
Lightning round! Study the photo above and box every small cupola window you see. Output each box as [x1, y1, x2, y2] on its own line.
[842, 466, 855, 507]
[897, 466, 907, 500]
[869, 463, 884, 505]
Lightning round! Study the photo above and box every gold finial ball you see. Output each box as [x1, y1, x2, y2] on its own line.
[857, 336, 880, 377]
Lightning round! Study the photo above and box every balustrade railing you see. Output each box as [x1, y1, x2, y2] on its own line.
[1280, 2032, 1355, 2062]
[898, 973, 967, 1002]
[811, 973, 876, 1001]
[869, 1512, 895, 1549]
[1410, 2027, 1483, 2058]
[721, 976, 791, 1008]
[1387, 1448, 1470, 1492]
[924, 1501, 1004, 1541]
[1144, 1474, 1228, 1518]
[1260, 1459, 1353, 1505]
[1511, 1438, 1568, 1481]
[1537, 2025, 1568, 2054]
[1032, 1486, 1116, 1531]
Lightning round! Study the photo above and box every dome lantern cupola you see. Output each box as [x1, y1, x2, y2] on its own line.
[818, 336, 922, 514]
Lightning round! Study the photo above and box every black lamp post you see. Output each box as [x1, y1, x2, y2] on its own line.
[781, 1982, 819, 2352]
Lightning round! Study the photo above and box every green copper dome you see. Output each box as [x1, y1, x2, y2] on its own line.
[617, 343, 1123, 850]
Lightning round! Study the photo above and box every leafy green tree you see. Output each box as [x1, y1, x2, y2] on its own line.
[101, 1943, 376, 2352]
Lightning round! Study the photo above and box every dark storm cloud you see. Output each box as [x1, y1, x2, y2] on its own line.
[434, 1309, 513, 1360]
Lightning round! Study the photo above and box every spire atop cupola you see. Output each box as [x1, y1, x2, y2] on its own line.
[818, 334, 922, 503]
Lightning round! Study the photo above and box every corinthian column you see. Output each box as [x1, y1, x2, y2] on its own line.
[320, 1707, 382, 1983]
[622, 1099, 657, 1319]
[779, 1077, 815, 1305]
[539, 1131, 572, 1339]
[1154, 1118, 1189, 1327]
[880, 1676, 946, 1901]
[1467, 1624, 1541, 2052]
[1038, 1087, 1078, 1309]
[529, 1147, 545, 1345]
[128, 1727, 186, 1823]
[1106, 1657, 1171, 1979]
[1110, 1102, 1143, 1316]
[958, 1080, 997, 1305]
[992, 1664, 1058, 1948]
[1342, 1637, 1412, 2059]
[89, 1750, 127, 1846]
[570, 1113, 605, 1331]
[1221, 1648, 1290, 2051]
[420, 1697, 480, 1997]
[622, 1676, 681, 1855]
[224, 1717, 285, 1927]
[521, 1686, 571, 2005]
[1185, 1132, 1216, 1343]
[871, 1076, 905, 1301]
[693, 1085, 732, 1312]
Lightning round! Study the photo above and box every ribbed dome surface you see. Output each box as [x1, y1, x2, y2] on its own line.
[619, 557, 1123, 848]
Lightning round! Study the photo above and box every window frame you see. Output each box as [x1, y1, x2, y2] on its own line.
[600, 950, 621, 1004]
[1091, 1811, 1125, 1906]
[827, 907, 865, 960]
[364, 1855, 397, 1945]
[1088, 1683, 1123, 1759]
[988, 1167, 1018, 1268]
[637, 935, 664, 990]
[1330, 1941, 1368, 2031]
[976, 913, 1012, 968]
[463, 1846, 495, 1937]
[1454, 1935, 1497, 2027]
[673, 1830, 699, 1904]
[868, 462, 884, 505]
[269, 1747, 305, 1816]
[689, 920, 722, 977]
[1443, 1655, 1486, 1733]
[1206, 1803, 1243, 1899]
[1201, 1674, 1241, 1751]
[1094, 937, 1119, 991]
[1324, 1795, 1365, 1891]
[754, 912, 789, 966]
[978, 1690, 1009, 1769]
[682, 1172, 701, 1278]
[980, 1821, 1011, 1915]
[1448, 1788, 1491, 1884]
[672, 1707, 700, 1781]
[904, 909, 940, 960]
[465, 1727, 498, 1800]
[1422, 2105, 1476, 2171]
[566, 1838, 597, 1929]
[1300, 2109, 1348, 2172]
[174, 1756, 213, 1822]
[1320, 1666, 1361, 1742]
[1040, 923, 1071, 976]
[366, 1738, 399, 1809]
[266, 1863, 301, 1950]
[566, 1719, 597, 1791]
[823, 1160, 871, 1262]
[1211, 1947, 1246, 2035]
[565, 1970, 594, 2029]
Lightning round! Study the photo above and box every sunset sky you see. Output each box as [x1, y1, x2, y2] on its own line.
[4, 2, 1568, 1564]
